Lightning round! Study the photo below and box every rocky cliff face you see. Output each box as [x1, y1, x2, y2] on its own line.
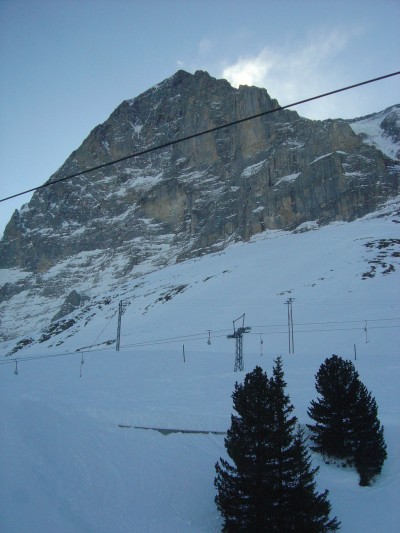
[0, 70, 399, 341]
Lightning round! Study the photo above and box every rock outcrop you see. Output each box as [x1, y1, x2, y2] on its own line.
[0, 70, 398, 341]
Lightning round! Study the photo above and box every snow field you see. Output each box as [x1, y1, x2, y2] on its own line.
[1, 213, 399, 532]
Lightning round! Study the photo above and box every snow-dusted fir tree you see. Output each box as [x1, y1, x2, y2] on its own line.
[351, 382, 387, 486]
[307, 355, 387, 486]
[307, 355, 359, 460]
[215, 359, 339, 531]
[288, 427, 340, 532]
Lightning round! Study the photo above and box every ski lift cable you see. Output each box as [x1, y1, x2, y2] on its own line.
[1, 323, 399, 367]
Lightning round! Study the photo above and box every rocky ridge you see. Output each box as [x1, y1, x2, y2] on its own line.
[0, 70, 399, 343]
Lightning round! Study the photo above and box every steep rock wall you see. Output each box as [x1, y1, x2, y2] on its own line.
[0, 71, 398, 340]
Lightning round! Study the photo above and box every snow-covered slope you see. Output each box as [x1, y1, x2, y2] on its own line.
[1, 205, 399, 532]
[349, 104, 400, 160]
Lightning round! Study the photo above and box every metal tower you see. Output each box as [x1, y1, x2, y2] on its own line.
[116, 300, 129, 351]
[227, 314, 251, 371]
[284, 298, 294, 354]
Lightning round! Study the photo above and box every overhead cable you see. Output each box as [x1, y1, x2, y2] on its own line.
[1, 70, 399, 203]
[1, 322, 399, 366]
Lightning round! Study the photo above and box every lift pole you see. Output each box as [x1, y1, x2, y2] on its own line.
[227, 314, 251, 372]
[116, 300, 129, 351]
[285, 298, 295, 354]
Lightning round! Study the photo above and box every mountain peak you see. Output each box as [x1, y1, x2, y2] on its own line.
[0, 73, 399, 344]
[148, 69, 233, 97]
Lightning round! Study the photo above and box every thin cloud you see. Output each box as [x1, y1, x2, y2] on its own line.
[223, 55, 272, 89]
[198, 38, 214, 55]
[221, 28, 362, 119]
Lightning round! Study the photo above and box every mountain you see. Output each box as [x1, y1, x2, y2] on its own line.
[0, 70, 399, 350]
[0, 71, 399, 531]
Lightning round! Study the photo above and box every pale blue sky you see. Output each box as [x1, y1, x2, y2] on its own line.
[0, 0, 399, 236]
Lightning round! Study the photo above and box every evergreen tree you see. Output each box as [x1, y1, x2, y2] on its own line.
[268, 355, 299, 531]
[308, 355, 387, 486]
[288, 427, 340, 532]
[307, 355, 360, 460]
[215, 365, 276, 531]
[351, 383, 387, 486]
[215, 359, 339, 531]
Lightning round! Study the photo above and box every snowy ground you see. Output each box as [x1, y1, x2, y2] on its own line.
[349, 105, 400, 160]
[1, 210, 399, 532]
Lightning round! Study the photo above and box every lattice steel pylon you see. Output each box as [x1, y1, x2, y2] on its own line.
[227, 314, 251, 372]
